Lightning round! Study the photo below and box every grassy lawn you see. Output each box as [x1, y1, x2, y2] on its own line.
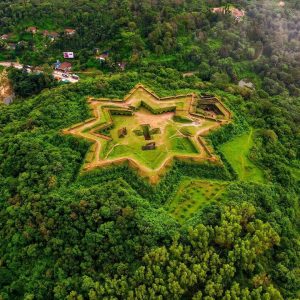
[103, 110, 200, 169]
[170, 137, 198, 153]
[167, 179, 229, 223]
[219, 129, 264, 183]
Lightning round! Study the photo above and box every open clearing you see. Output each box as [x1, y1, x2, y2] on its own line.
[104, 109, 207, 169]
[219, 129, 264, 183]
[167, 179, 229, 223]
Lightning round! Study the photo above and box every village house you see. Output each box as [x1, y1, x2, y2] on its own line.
[26, 26, 38, 34]
[96, 51, 109, 61]
[212, 7, 245, 22]
[54, 61, 72, 72]
[212, 7, 224, 14]
[43, 30, 59, 40]
[231, 8, 245, 21]
[0, 33, 13, 40]
[65, 29, 76, 36]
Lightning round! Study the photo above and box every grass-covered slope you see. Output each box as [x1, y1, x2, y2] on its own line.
[220, 129, 264, 183]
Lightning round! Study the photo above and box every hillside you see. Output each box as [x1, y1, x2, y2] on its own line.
[0, 70, 14, 104]
[0, 1, 299, 299]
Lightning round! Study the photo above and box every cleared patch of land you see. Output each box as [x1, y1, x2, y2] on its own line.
[103, 109, 211, 169]
[219, 129, 264, 183]
[167, 179, 228, 223]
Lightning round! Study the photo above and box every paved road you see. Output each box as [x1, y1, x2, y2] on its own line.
[52, 70, 79, 83]
[0, 62, 23, 69]
[0, 61, 79, 83]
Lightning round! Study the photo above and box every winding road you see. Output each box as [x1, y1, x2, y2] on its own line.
[0, 61, 79, 83]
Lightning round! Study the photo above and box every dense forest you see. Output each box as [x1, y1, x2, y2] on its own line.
[0, 0, 299, 299]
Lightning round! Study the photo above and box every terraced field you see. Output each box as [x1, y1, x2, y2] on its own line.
[167, 179, 229, 223]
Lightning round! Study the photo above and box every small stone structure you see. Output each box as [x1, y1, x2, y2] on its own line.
[142, 142, 156, 151]
[193, 94, 231, 120]
[141, 124, 151, 140]
[118, 127, 127, 138]
[135, 124, 161, 140]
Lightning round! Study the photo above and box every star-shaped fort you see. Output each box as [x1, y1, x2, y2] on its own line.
[63, 84, 232, 183]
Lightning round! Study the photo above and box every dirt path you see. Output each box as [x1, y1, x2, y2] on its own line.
[104, 143, 119, 159]
[0, 61, 79, 83]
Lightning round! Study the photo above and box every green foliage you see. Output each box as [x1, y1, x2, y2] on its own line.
[77, 204, 282, 299]
[8, 67, 57, 98]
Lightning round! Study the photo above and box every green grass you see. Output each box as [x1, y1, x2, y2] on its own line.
[170, 137, 198, 153]
[167, 179, 228, 223]
[99, 109, 203, 169]
[173, 115, 193, 123]
[219, 129, 264, 183]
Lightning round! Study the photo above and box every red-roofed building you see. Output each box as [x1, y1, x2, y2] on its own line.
[43, 30, 59, 40]
[212, 7, 245, 21]
[1, 33, 13, 40]
[54, 61, 72, 72]
[26, 27, 38, 34]
[212, 7, 225, 14]
[231, 8, 245, 19]
[65, 29, 76, 36]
